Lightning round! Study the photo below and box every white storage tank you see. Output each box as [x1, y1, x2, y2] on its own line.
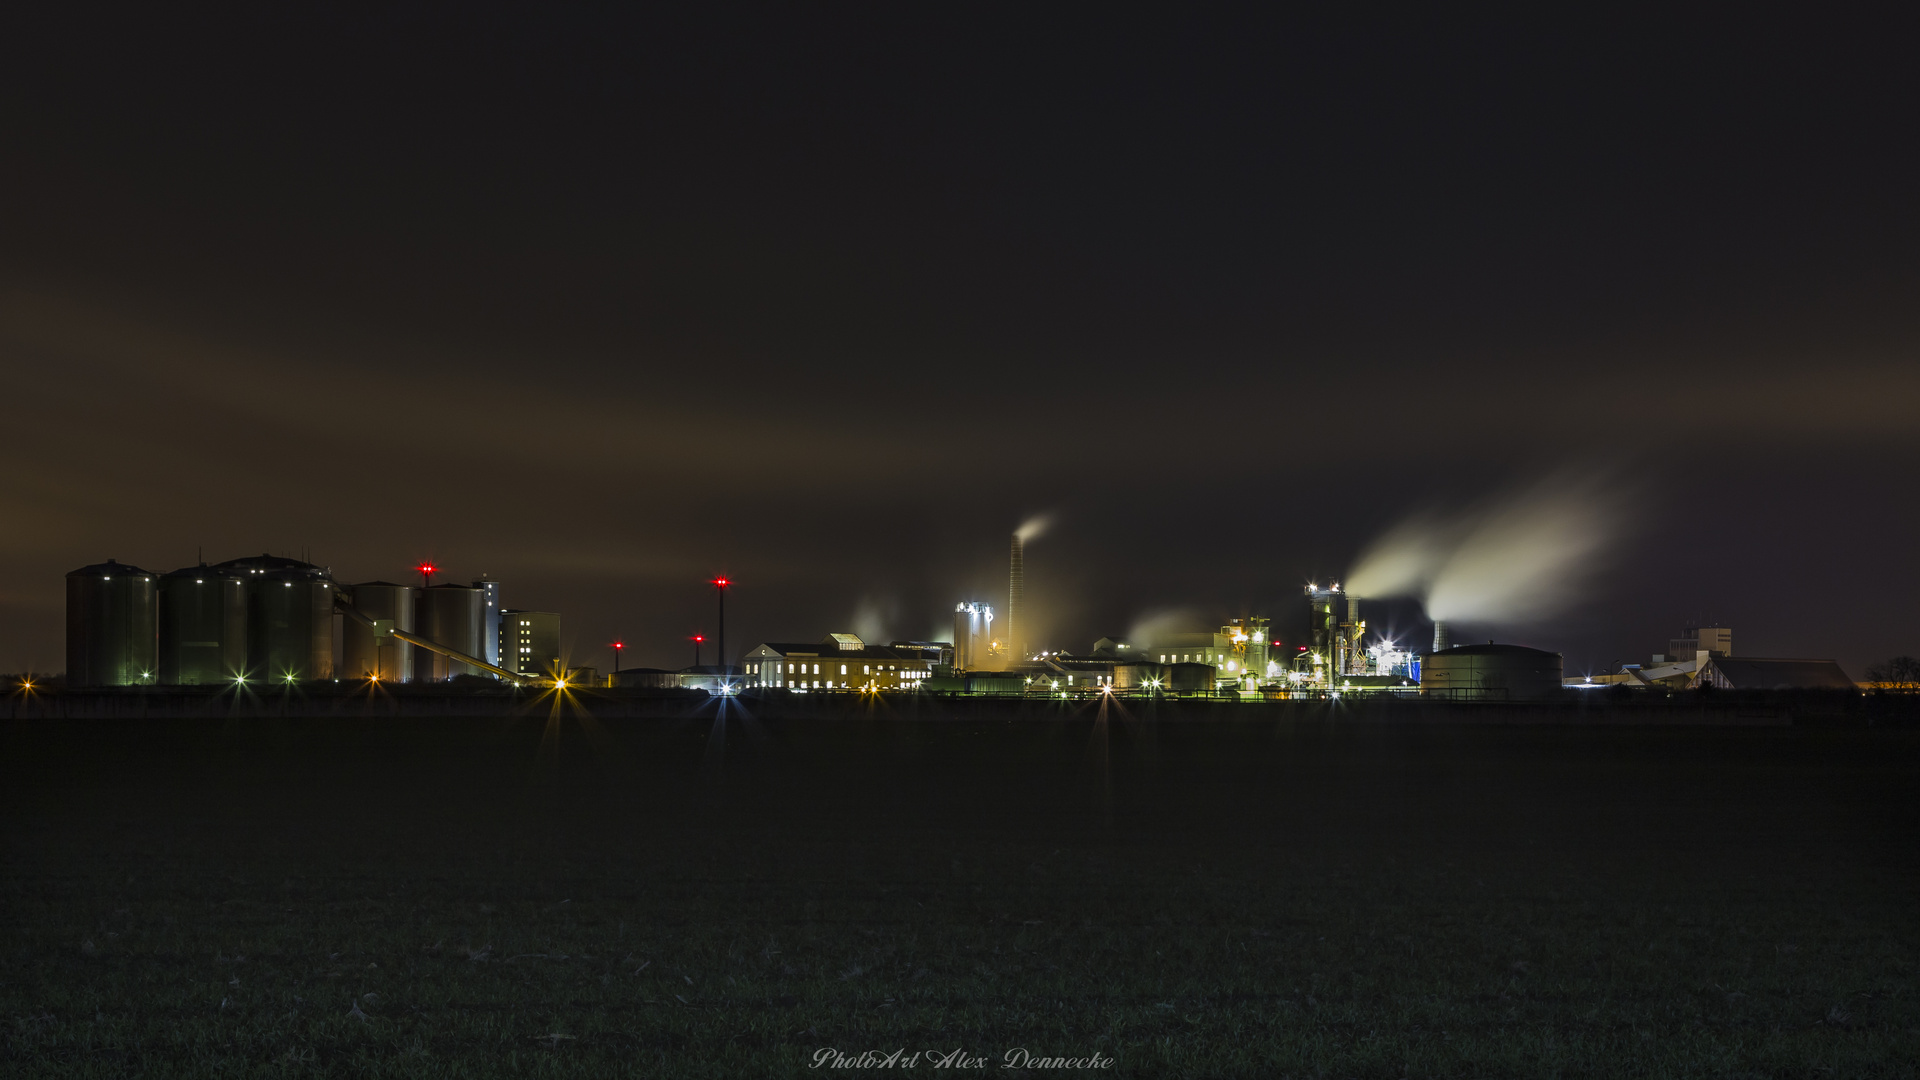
[1420, 643, 1564, 701]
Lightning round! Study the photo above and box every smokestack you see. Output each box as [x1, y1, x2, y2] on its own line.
[1008, 533, 1023, 660]
[1432, 620, 1450, 653]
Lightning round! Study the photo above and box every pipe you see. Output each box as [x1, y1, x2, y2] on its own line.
[389, 629, 531, 684]
[334, 592, 532, 684]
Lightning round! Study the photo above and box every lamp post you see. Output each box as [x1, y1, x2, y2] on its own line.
[610, 640, 623, 674]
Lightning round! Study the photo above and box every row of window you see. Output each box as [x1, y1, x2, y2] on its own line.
[770, 661, 930, 676]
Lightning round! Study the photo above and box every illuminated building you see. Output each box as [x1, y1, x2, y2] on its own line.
[744, 635, 943, 690]
[498, 609, 561, 678]
[475, 576, 502, 666]
[952, 602, 996, 669]
[1151, 617, 1272, 686]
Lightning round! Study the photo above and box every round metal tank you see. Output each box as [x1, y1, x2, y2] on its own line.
[341, 582, 415, 682]
[157, 565, 247, 685]
[415, 583, 484, 681]
[65, 559, 158, 687]
[1166, 662, 1215, 692]
[214, 555, 335, 684]
[1420, 643, 1564, 701]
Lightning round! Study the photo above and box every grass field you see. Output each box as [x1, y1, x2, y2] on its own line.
[3, 702, 1917, 1077]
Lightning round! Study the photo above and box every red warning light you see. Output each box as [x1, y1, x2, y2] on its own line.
[712, 577, 730, 587]
[693, 634, 705, 643]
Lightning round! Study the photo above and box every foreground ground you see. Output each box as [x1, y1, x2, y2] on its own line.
[2, 702, 1917, 1077]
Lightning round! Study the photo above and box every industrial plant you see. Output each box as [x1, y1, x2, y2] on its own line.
[56, 524, 1858, 702]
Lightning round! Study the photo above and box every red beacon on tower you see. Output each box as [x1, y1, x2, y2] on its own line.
[416, 563, 437, 588]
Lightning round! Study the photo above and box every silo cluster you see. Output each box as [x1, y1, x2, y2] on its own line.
[65, 553, 520, 688]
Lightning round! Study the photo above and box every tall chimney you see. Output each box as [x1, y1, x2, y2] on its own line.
[1432, 620, 1450, 653]
[1008, 533, 1023, 660]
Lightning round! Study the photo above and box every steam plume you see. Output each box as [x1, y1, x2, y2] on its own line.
[1014, 514, 1054, 543]
[1347, 475, 1626, 624]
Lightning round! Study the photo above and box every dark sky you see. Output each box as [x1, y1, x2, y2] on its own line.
[3, 11, 1917, 676]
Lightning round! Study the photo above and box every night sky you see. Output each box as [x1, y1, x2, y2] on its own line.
[3, 12, 1916, 676]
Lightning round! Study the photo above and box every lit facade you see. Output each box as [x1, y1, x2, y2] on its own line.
[744, 635, 942, 690]
[499, 609, 561, 678]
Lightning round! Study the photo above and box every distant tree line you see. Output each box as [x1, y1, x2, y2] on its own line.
[1865, 656, 1920, 692]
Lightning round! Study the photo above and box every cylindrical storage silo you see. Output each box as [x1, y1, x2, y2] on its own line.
[415, 583, 484, 681]
[65, 560, 159, 687]
[249, 571, 336, 684]
[1419, 643, 1563, 701]
[342, 582, 415, 682]
[211, 555, 337, 684]
[157, 565, 247, 684]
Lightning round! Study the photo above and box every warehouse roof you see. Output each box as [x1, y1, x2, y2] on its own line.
[747, 641, 937, 661]
[1703, 658, 1855, 690]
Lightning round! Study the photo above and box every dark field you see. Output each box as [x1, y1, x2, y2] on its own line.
[3, 705, 1917, 1077]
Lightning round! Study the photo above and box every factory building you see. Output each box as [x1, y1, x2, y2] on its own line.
[65, 560, 158, 687]
[498, 609, 561, 679]
[1568, 625, 1734, 690]
[1568, 626, 1853, 692]
[1151, 617, 1272, 687]
[476, 576, 502, 666]
[744, 635, 942, 690]
[157, 564, 247, 685]
[1667, 625, 1731, 661]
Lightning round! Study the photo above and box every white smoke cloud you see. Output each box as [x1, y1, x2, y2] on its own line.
[1346, 474, 1627, 625]
[1344, 514, 1458, 599]
[1125, 608, 1206, 649]
[850, 594, 899, 643]
[1014, 514, 1054, 543]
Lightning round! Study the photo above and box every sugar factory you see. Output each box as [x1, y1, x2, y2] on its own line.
[57, 523, 1858, 701]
